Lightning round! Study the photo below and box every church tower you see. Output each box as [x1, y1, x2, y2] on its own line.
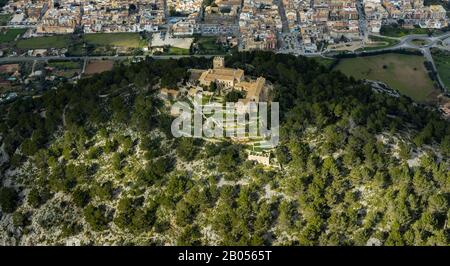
[213, 56, 225, 69]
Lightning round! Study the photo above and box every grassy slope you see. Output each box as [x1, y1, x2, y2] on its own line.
[334, 53, 436, 102]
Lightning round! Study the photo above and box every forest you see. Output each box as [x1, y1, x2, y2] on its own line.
[0, 51, 449, 245]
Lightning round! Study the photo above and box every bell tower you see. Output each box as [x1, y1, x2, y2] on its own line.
[213, 56, 225, 69]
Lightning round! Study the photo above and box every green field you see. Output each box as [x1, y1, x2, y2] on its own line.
[84, 33, 145, 48]
[432, 49, 450, 90]
[165, 46, 190, 55]
[48, 61, 81, 69]
[15, 33, 145, 50]
[16, 35, 70, 49]
[334, 53, 437, 103]
[0, 28, 26, 44]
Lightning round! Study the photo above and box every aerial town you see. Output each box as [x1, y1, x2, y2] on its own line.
[1, 0, 450, 251]
[1, 0, 448, 54]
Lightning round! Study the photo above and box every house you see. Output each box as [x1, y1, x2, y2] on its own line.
[248, 151, 271, 166]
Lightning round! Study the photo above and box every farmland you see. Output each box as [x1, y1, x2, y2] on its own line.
[16, 35, 70, 49]
[84, 33, 145, 48]
[165, 46, 190, 55]
[334, 53, 438, 103]
[84, 60, 114, 76]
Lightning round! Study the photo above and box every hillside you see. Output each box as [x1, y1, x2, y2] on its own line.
[0, 52, 449, 245]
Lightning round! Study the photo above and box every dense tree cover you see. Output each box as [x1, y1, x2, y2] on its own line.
[0, 0, 8, 8]
[0, 52, 448, 245]
[223, 90, 245, 103]
[0, 187, 19, 213]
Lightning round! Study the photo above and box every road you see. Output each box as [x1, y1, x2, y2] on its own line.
[357, 32, 450, 91]
[367, 32, 450, 52]
[275, 0, 289, 34]
[0, 54, 220, 64]
[356, 0, 368, 42]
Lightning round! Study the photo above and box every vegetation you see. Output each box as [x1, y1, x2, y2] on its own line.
[0, 0, 8, 9]
[224, 89, 245, 102]
[0, 52, 448, 245]
[16, 35, 70, 49]
[165, 46, 190, 55]
[0, 28, 26, 44]
[0, 187, 19, 213]
[48, 61, 82, 70]
[334, 53, 437, 102]
[84, 33, 145, 48]
[193, 36, 228, 55]
[310, 57, 337, 70]
[357, 35, 400, 52]
[380, 24, 432, 37]
[431, 48, 450, 89]
[411, 39, 430, 47]
[0, 14, 12, 26]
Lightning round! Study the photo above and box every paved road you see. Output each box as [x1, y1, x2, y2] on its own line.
[368, 32, 450, 52]
[356, 0, 368, 42]
[275, 0, 289, 34]
[0, 54, 219, 63]
[360, 32, 450, 91]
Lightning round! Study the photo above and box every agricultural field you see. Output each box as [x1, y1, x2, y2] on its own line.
[431, 48, 450, 90]
[0, 28, 26, 44]
[84, 33, 145, 48]
[48, 60, 82, 70]
[165, 46, 190, 55]
[16, 35, 70, 49]
[84, 60, 114, 76]
[334, 53, 438, 103]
